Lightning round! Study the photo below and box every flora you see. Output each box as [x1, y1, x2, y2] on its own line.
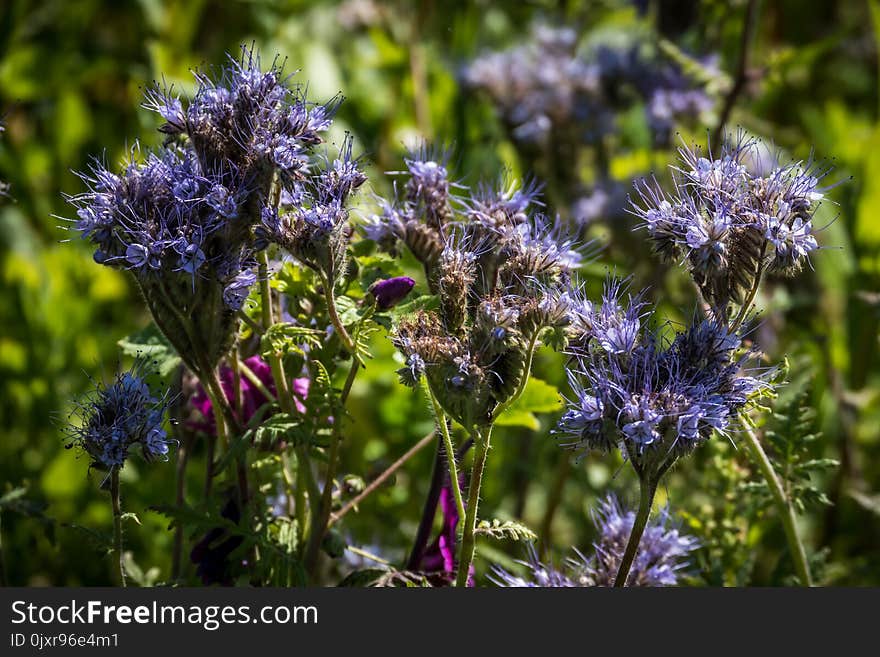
[63, 367, 172, 585]
[53, 40, 843, 590]
[491, 495, 697, 587]
[553, 134, 834, 586]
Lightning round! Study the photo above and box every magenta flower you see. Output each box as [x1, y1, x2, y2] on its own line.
[420, 482, 474, 586]
[190, 355, 309, 434]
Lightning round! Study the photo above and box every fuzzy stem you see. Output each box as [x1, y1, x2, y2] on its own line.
[613, 477, 658, 587]
[171, 436, 189, 580]
[425, 384, 466, 522]
[110, 469, 125, 587]
[492, 335, 538, 423]
[304, 356, 361, 575]
[320, 272, 358, 355]
[330, 430, 436, 526]
[730, 247, 767, 332]
[455, 425, 493, 587]
[740, 418, 813, 586]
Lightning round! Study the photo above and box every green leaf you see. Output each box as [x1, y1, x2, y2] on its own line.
[118, 323, 181, 378]
[495, 378, 562, 428]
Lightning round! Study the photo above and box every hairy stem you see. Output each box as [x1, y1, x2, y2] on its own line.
[110, 469, 125, 587]
[740, 418, 812, 586]
[171, 436, 189, 580]
[492, 335, 538, 423]
[406, 438, 445, 570]
[304, 355, 361, 575]
[455, 425, 493, 587]
[426, 384, 466, 521]
[330, 430, 436, 526]
[613, 477, 658, 587]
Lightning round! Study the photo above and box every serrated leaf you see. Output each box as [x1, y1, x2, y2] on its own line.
[474, 518, 537, 542]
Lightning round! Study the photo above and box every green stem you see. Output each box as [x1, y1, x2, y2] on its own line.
[110, 469, 125, 587]
[492, 335, 538, 423]
[613, 477, 658, 587]
[455, 425, 493, 587]
[239, 360, 278, 403]
[740, 418, 812, 586]
[304, 356, 361, 575]
[425, 383, 466, 522]
[730, 247, 767, 331]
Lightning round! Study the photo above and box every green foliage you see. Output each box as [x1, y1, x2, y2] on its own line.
[745, 373, 838, 514]
[475, 518, 537, 543]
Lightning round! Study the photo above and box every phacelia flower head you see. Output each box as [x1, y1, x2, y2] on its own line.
[65, 367, 173, 473]
[491, 494, 697, 587]
[630, 134, 830, 319]
[67, 46, 339, 374]
[263, 134, 367, 284]
[556, 278, 771, 479]
[380, 151, 588, 426]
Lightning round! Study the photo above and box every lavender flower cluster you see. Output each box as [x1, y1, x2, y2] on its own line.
[492, 495, 697, 587]
[368, 148, 582, 427]
[260, 134, 367, 286]
[67, 47, 338, 372]
[463, 25, 714, 149]
[556, 278, 769, 477]
[631, 136, 827, 318]
[64, 369, 172, 471]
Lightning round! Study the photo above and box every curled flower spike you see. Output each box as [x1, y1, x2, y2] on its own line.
[376, 148, 590, 427]
[491, 494, 697, 587]
[67, 46, 338, 374]
[630, 134, 830, 320]
[64, 366, 173, 473]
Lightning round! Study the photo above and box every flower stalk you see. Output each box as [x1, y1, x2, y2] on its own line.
[455, 424, 493, 587]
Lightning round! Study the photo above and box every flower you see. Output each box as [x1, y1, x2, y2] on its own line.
[368, 276, 416, 310]
[382, 153, 588, 426]
[190, 355, 309, 436]
[67, 46, 338, 373]
[556, 278, 771, 475]
[64, 367, 173, 472]
[420, 483, 474, 586]
[587, 494, 699, 586]
[630, 135, 829, 316]
[491, 494, 697, 587]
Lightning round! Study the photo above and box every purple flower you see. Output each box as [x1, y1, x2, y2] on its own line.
[492, 494, 697, 587]
[369, 276, 416, 310]
[556, 277, 771, 467]
[64, 367, 173, 471]
[420, 483, 474, 586]
[190, 355, 309, 437]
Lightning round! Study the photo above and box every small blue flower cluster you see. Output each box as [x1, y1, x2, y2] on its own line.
[556, 278, 769, 473]
[69, 48, 335, 313]
[491, 494, 697, 587]
[65, 369, 172, 471]
[631, 136, 827, 316]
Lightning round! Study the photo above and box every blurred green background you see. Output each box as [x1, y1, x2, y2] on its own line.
[0, 0, 878, 586]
